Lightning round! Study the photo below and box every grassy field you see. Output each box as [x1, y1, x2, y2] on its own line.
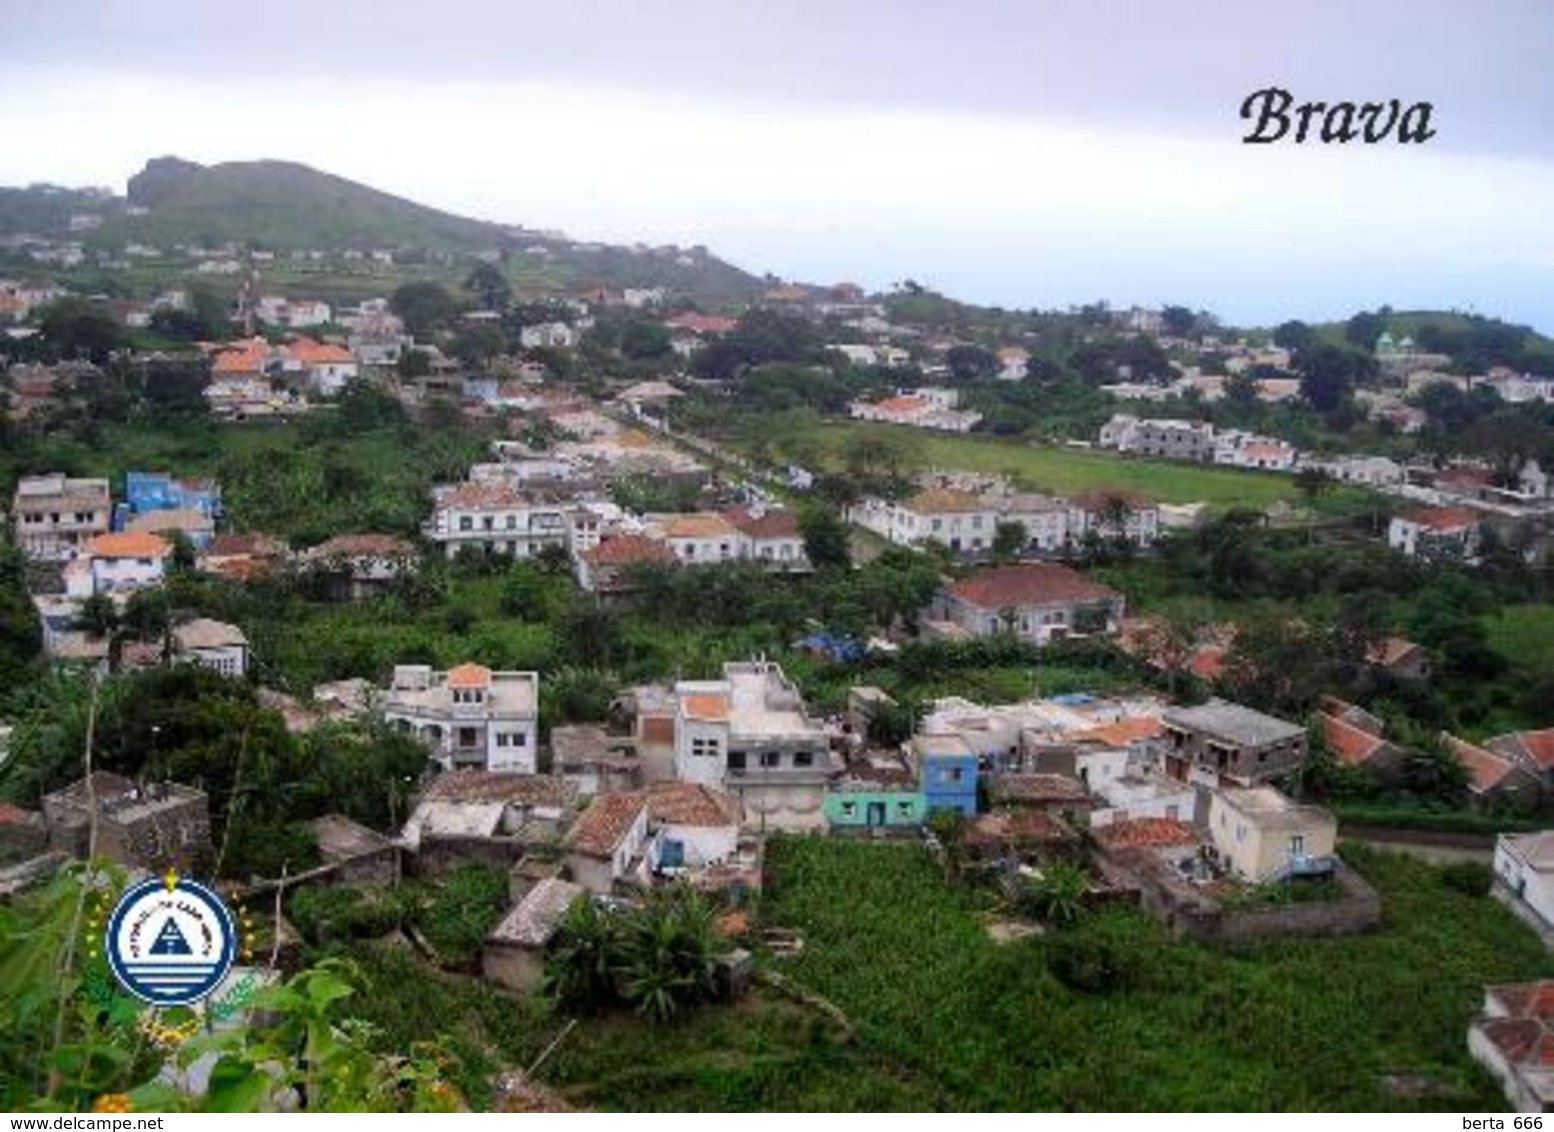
[767, 421, 1359, 511]
[338, 838, 1546, 1111]
[1485, 604, 1554, 676]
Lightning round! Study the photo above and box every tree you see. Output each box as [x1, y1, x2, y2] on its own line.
[1344, 309, 1389, 349]
[1400, 740, 1471, 807]
[75, 593, 118, 639]
[798, 505, 852, 570]
[992, 520, 1027, 561]
[927, 808, 969, 883]
[39, 298, 127, 363]
[617, 887, 719, 1023]
[449, 322, 508, 366]
[619, 320, 672, 360]
[397, 348, 432, 379]
[390, 281, 456, 339]
[463, 263, 511, 312]
[946, 344, 997, 382]
[1160, 305, 1197, 338]
[543, 895, 622, 1014]
[1272, 320, 1317, 353]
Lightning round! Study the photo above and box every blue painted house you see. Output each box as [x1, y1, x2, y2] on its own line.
[909, 733, 980, 817]
[115, 472, 222, 532]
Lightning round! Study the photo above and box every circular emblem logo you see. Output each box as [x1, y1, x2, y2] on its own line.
[105, 874, 237, 1007]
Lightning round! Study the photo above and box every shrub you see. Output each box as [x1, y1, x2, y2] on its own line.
[411, 864, 509, 966]
[289, 884, 404, 944]
[1044, 911, 1149, 993]
[1440, 861, 1494, 897]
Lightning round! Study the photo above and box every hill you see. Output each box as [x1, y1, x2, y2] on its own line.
[0, 157, 765, 307]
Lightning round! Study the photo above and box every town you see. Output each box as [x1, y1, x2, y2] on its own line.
[1, 155, 1553, 1115]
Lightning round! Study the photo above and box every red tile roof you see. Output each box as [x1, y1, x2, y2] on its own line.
[582, 535, 676, 567]
[724, 507, 801, 540]
[644, 782, 737, 827]
[1092, 818, 1199, 851]
[308, 534, 415, 559]
[1399, 505, 1480, 532]
[0, 801, 36, 825]
[284, 337, 354, 365]
[969, 809, 1077, 846]
[1075, 716, 1164, 747]
[948, 563, 1118, 610]
[1319, 712, 1386, 767]
[664, 312, 738, 335]
[1490, 730, 1554, 773]
[564, 792, 646, 858]
[1443, 733, 1522, 793]
[990, 773, 1091, 806]
[420, 771, 577, 808]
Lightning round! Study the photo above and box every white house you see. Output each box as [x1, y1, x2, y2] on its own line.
[931, 563, 1125, 645]
[1387, 506, 1483, 562]
[63, 533, 171, 599]
[380, 663, 540, 773]
[172, 618, 249, 679]
[847, 488, 998, 552]
[1494, 831, 1554, 929]
[644, 782, 740, 872]
[424, 483, 574, 560]
[519, 321, 580, 349]
[563, 792, 650, 894]
[1205, 786, 1337, 884]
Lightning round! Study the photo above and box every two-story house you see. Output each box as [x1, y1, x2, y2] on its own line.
[380, 663, 540, 773]
[425, 483, 572, 560]
[1067, 490, 1160, 549]
[11, 473, 112, 561]
[1160, 699, 1307, 787]
[1205, 786, 1337, 883]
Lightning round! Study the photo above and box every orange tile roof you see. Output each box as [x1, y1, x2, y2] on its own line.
[87, 532, 172, 559]
[723, 506, 800, 540]
[906, 488, 985, 514]
[681, 694, 730, 723]
[1366, 636, 1424, 668]
[211, 339, 269, 375]
[872, 395, 927, 414]
[1490, 730, 1554, 773]
[446, 663, 493, 689]
[285, 337, 354, 365]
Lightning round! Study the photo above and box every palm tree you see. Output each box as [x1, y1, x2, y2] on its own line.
[542, 896, 621, 1014]
[618, 888, 718, 1023]
[1023, 860, 1089, 928]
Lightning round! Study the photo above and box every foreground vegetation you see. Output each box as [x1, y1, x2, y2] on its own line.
[340, 838, 1548, 1110]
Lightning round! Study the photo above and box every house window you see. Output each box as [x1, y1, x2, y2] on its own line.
[513, 732, 527, 747]
[458, 727, 478, 748]
[841, 801, 857, 818]
[496, 734, 510, 747]
[897, 801, 913, 816]
[760, 751, 780, 768]
[794, 751, 814, 768]
[459, 517, 473, 531]
[1290, 834, 1305, 856]
[948, 767, 964, 783]
[728, 750, 746, 770]
[691, 737, 720, 758]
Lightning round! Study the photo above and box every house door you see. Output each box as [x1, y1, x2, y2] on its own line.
[660, 839, 685, 869]
[866, 801, 887, 827]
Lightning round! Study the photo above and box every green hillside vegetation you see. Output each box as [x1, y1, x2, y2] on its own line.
[755, 420, 1361, 511]
[100, 157, 506, 253]
[0, 158, 765, 306]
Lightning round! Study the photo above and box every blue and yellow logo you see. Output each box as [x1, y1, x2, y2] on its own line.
[104, 870, 237, 1007]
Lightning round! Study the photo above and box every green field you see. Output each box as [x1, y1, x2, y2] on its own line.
[337, 838, 1545, 1111]
[769, 421, 1358, 511]
[1485, 604, 1554, 676]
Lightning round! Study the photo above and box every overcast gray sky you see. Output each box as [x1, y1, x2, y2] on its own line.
[2, 0, 1552, 329]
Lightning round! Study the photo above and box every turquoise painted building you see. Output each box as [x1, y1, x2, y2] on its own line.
[825, 757, 927, 831]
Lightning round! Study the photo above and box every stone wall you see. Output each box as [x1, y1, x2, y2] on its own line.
[1102, 848, 1381, 945]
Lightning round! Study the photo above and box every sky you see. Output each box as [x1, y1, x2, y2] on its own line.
[2, 0, 1552, 330]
